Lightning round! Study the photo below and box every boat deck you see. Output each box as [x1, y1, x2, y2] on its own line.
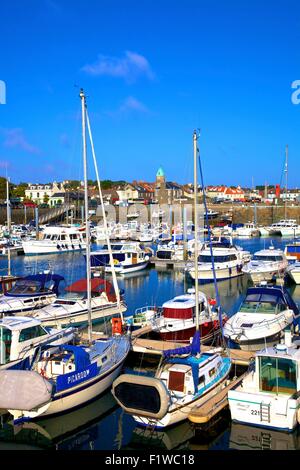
[188, 370, 249, 425]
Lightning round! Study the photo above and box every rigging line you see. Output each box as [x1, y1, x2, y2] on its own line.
[197, 138, 227, 350]
[85, 108, 124, 325]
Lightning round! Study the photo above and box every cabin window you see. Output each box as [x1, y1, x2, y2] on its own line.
[102, 356, 107, 363]
[23, 299, 33, 304]
[19, 325, 48, 342]
[0, 327, 12, 364]
[209, 367, 216, 378]
[61, 235, 66, 241]
[198, 375, 205, 387]
[259, 356, 297, 394]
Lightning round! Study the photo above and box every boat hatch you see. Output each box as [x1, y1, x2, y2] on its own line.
[112, 374, 170, 419]
[240, 323, 254, 328]
[167, 364, 192, 394]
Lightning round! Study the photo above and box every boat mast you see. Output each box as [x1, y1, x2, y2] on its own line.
[79, 88, 92, 344]
[284, 144, 288, 220]
[193, 131, 199, 331]
[6, 177, 11, 276]
[85, 110, 124, 324]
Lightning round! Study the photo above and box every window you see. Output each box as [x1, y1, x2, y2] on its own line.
[259, 356, 297, 394]
[19, 325, 48, 342]
[0, 327, 12, 364]
[198, 375, 205, 387]
[209, 367, 216, 378]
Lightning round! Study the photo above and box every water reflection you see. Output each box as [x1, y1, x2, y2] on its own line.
[229, 422, 300, 451]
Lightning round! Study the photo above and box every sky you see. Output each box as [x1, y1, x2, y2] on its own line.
[0, 0, 300, 187]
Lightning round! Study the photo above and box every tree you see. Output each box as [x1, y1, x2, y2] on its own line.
[12, 182, 28, 198]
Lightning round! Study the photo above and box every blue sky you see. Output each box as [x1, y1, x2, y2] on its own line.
[0, 0, 300, 187]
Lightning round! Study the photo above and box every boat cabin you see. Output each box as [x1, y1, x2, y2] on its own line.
[0, 316, 50, 365]
[256, 345, 300, 396]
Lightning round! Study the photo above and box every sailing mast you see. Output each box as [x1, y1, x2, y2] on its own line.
[6, 177, 11, 276]
[85, 110, 124, 324]
[284, 144, 288, 220]
[79, 88, 92, 344]
[193, 131, 199, 333]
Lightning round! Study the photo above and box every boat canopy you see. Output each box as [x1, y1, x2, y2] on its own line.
[59, 344, 90, 370]
[245, 286, 299, 315]
[65, 278, 118, 302]
[6, 274, 64, 297]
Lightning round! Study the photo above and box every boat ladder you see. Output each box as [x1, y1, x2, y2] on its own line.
[260, 402, 271, 423]
[260, 432, 272, 450]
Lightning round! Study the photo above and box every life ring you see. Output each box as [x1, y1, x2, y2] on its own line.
[113, 259, 119, 265]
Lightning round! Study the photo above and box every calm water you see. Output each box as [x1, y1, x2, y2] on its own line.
[0, 236, 299, 451]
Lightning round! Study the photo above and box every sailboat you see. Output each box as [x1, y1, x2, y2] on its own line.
[0, 89, 130, 423]
[112, 131, 231, 429]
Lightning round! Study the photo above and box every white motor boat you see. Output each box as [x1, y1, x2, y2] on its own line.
[187, 237, 251, 283]
[267, 220, 300, 237]
[22, 226, 86, 255]
[0, 316, 75, 369]
[234, 223, 260, 238]
[223, 285, 300, 351]
[228, 340, 300, 432]
[242, 246, 288, 284]
[90, 241, 152, 274]
[0, 273, 64, 316]
[31, 278, 127, 327]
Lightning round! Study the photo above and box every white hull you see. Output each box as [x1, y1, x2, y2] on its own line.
[288, 269, 300, 285]
[33, 302, 127, 328]
[22, 241, 86, 256]
[105, 261, 148, 275]
[189, 264, 243, 282]
[246, 269, 286, 283]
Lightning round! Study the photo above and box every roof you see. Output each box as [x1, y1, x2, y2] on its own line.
[156, 167, 165, 177]
[245, 286, 299, 314]
[0, 316, 42, 330]
[65, 278, 115, 295]
[163, 293, 207, 309]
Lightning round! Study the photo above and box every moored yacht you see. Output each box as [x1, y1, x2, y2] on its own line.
[89, 241, 152, 274]
[228, 340, 300, 432]
[0, 316, 75, 370]
[22, 226, 86, 255]
[267, 219, 300, 237]
[0, 273, 64, 316]
[31, 278, 127, 327]
[242, 246, 288, 284]
[187, 237, 251, 283]
[284, 240, 300, 261]
[223, 285, 300, 351]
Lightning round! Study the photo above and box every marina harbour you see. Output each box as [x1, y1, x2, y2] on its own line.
[0, 235, 300, 451]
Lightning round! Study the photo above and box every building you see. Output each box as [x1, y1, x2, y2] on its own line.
[154, 167, 183, 204]
[25, 182, 65, 205]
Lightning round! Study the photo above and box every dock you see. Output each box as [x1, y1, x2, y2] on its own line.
[188, 371, 249, 425]
[149, 257, 189, 270]
[131, 334, 254, 366]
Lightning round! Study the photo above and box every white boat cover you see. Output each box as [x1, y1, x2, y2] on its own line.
[0, 370, 52, 411]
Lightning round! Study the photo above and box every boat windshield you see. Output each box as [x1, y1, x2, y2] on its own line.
[8, 280, 43, 295]
[0, 326, 12, 364]
[239, 301, 286, 314]
[253, 255, 283, 262]
[199, 254, 237, 263]
[259, 356, 297, 394]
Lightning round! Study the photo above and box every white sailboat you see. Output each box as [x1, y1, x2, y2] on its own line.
[112, 131, 231, 429]
[0, 89, 130, 422]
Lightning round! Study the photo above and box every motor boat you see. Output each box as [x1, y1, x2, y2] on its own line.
[242, 246, 288, 284]
[0, 274, 64, 316]
[286, 262, 300, 285]
[234, 223, 260, 238]
[187, 237, 251, 283]
[223, 285, 300, 351]
[284, 241, 300, 261]
[22, 225, 86, 255]
[267, 220, 300, 237]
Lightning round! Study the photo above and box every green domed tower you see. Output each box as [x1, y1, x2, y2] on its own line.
[156, 166, 165, 185]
